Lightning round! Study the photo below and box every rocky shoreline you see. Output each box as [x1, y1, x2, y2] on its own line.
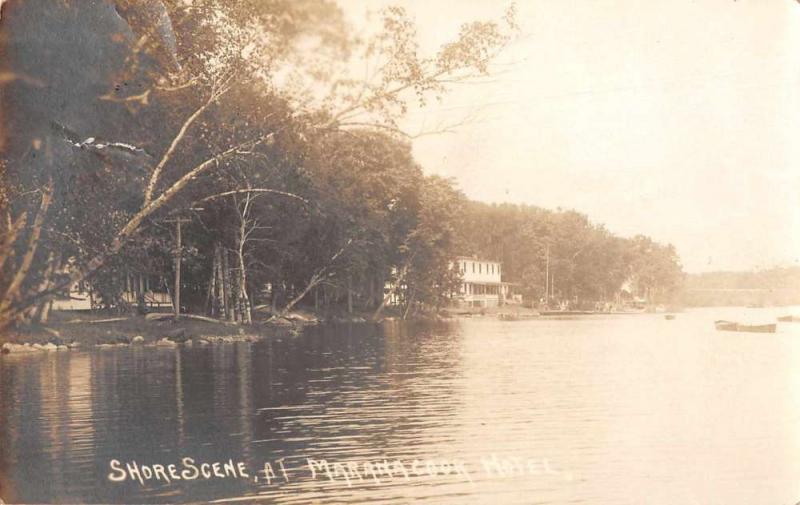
[1, 330, 272, 355]
[0, 307, 474, 356]
[0, 309, 408, 355]
[0, 312, 306, 355]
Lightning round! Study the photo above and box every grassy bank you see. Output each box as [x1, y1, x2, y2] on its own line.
[0, 311, 293, 346]
[1, 304, 531, 349]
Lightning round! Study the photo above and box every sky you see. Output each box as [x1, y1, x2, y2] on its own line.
[338, 0, 800, 273]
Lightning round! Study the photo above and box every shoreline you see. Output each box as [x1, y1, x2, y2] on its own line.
[0, 309, 454, 355]
[0, 311, 320, 353]
[0, 305, 690, 355]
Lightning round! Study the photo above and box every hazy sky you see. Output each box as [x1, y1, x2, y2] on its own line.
[339, 0, 800, 273]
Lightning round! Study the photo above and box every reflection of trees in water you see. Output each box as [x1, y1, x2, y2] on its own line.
[247, 321, 465, 472]
[0, 322, 464, 502]
[1, 356, 44, 503]
[379, 321, 467, 457]
[0, 353, 96, 503]
[60, 346, 260, 501]
[164, 344, 255, 499]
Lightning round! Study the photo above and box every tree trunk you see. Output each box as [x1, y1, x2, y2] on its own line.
[214, 243, 226, 319]
[172, 218, 183, 319]
[210, 252, 218, 316]
[271, 239, 353, 321]
[372, 265, 409, 321]
[368, 276, 375, 309]
[276, 274, 323, 318]
[39, 298, 52, 324]
[205, 261, 215, 317]
[239, 278, 251, 324]
[31, 251, 61, 324]
[236, 243, 252, 325]
[0, 181, 54, 331]
[271, 281, 279, 314]
[0, 213, 27, 275]
[222, 248, 234, 322]
[347, 274, 353, 314]
[8, 130, 253, 320]
[402, 288, 416, 320]
[231, 264, 241, 323]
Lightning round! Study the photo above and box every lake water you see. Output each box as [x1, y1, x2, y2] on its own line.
[2, 308, 800, 504]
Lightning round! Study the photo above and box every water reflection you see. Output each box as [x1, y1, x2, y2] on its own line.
[1, 311, 800, 504]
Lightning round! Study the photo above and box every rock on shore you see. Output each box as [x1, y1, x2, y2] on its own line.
[2, 342, 69, 354]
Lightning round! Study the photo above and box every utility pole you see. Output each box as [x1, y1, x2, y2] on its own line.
[165, 217, 191, 319]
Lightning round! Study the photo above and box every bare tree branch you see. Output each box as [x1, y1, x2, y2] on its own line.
[271, 238, 354, 319]
[12, 136, 269, 311]
[143, 86, 228, 205]
[194, 188, 309, 206]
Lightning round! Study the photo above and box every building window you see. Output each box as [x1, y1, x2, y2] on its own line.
[479, 263, 482, 274]
[472, 262, 475, 273]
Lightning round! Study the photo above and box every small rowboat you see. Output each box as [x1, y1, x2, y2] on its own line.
[715, 320, 738, 331]
[715, 320, 776, 333]
[777, 315, 800, 323]
[664, 314, 675, 320]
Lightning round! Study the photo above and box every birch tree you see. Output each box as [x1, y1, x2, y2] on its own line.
[0, 0, 517, 331]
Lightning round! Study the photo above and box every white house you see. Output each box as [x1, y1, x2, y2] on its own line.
[51, 275, 173, 312]
[453, 256, 517, 307]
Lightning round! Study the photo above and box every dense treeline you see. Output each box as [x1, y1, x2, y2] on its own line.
[0, 0, 682, 332]
[0, 0, 513, 329]
[460, 202, 684, 306]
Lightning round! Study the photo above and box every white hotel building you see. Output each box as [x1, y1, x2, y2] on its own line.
[453, 256, 516, 308]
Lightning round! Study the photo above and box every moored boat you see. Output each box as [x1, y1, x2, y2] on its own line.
[714, 320, 738, 331]
[777, 315, 800, 322]
[738, 323, 777, 333]
[664, 314, 675, 320]
[715, 320, 776, 333]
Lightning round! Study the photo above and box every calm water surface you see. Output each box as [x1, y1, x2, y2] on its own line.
[2, 308, 800, 504]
